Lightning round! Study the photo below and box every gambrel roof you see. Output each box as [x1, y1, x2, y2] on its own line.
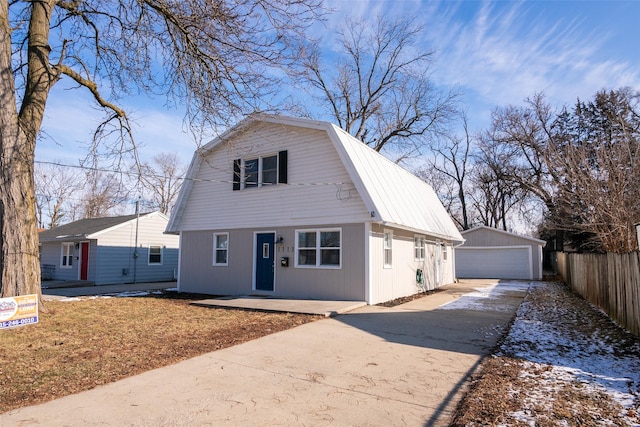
[167, 115, 463, 242]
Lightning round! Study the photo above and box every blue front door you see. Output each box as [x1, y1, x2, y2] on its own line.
[255, 233, 275, 291]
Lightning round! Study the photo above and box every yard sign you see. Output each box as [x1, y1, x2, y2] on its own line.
[0, 295, 39, 330]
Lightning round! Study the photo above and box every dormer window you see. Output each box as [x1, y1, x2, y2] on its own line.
[233, 151, 287, 190]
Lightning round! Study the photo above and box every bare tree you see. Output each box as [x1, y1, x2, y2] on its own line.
[79, 170, 130, 219]
[480, 94, 559, 213]
[481, 88, 640, 252]
[1, 0, 321, 297]
[548, 89, 640, 252]
[296, 15, 458, 157]
[137, 153, 186, 215]
[420, 115, 474, 230]
[34, 162, 83, 228]
[468, 161, 526, 231]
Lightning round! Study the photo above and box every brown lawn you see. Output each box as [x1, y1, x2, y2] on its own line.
[0, 292, 319, 413]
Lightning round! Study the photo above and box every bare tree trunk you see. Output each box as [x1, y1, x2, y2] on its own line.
[0, 130, 41, 298]
[2, 0, 321, 297]
[0, 1, 53, 298]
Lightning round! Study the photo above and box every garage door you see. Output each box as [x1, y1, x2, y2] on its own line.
[455, 246, 532, 280]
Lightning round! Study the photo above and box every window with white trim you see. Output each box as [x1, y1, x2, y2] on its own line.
[148, 245, 163, 265]
[232, 151, 287, 190]
[383, 230, 393, 268]
[414, 236, 426, 261]
[213, 233, 229, 266]
[295, 229, 341, 268]
[60, 242, 74, 268]
[442, 244, 448, 262]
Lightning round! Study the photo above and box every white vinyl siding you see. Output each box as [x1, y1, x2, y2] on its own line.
[213, 233, 229, 266]
[176, 123, 370, 231]
[295, 228, 341, 269]
[368, 225, 456, 305]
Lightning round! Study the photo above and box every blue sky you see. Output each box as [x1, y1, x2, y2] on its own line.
[36, 0, 640, 167]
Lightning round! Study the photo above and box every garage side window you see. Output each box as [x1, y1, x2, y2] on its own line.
[442, 244, 448, 262]
[213, 233, 229, 266]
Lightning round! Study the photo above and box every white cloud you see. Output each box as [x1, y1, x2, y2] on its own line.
[36, 0, 640, 164]
[417, 0, 640, 126]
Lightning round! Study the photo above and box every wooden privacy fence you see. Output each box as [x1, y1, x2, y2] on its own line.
[556, 251, 640, 336]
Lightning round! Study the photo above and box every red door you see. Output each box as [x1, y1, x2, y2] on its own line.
[80, 242, 89, 280]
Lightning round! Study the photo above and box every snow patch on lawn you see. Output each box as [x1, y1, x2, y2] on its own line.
[499, 281, 640, 425]
[54, 289, 168, 301]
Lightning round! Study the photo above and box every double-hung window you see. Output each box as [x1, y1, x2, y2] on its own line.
[383, 230, 393, 268]
[232, 151, 287, 190]
[60, 242, 73, 268]
[261, 155, 278, 185]
[213, 233, 229, 266]
[148, 245, 163, 265]
[295, 229, 341, 268]
[414, 236, 426, 261]
[244, 158, 259, 188]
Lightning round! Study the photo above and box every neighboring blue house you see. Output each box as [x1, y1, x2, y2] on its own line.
[39, 211, 179, 285]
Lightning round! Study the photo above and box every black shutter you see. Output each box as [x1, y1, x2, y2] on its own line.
[232, 159, 241, 191]
[278, 150, 288, 184]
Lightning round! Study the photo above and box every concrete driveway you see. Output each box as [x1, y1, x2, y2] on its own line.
[4, 280, 529, 426]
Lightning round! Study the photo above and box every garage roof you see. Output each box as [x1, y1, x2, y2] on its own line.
[461, 225, 546, 245]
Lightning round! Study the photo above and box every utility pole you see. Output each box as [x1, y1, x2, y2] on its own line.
[133, 199, 140, 283]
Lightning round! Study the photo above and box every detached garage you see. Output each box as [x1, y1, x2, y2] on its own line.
[455, 226, 546, 280]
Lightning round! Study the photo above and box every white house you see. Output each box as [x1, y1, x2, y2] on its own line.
[39, 211, 179, 285]
[455, 225, 546, 280]
[167, 115, 463, 304]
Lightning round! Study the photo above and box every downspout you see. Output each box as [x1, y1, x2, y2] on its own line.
[452, 239, 466, 283]
[364, 222, 371, 304]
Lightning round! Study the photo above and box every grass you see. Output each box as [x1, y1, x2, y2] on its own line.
[450, 281, 640, 426]
[0, 292, 319, 413]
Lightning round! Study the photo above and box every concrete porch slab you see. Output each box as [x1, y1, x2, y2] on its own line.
[192, 297, 367, 317]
